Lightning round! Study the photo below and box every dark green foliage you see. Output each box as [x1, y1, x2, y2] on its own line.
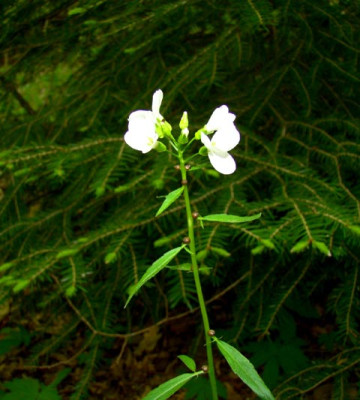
[0, 0, 359, 398]
[0, 369, 69, 400]
[184, 376, 227, 400]
[0, 326, 30, 355]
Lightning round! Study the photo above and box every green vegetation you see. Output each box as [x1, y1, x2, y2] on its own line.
[0, 0, 359, 398]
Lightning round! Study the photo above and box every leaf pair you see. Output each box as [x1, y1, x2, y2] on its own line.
[143, 340, 275, 400]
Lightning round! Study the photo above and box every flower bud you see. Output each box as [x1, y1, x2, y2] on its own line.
[156, 120, 172, 138]
[192, 212, 199, 219]
[201, 365, 209, 373]
[198, 146, 208, 156]
[154, 141, 167, 152]
[178, 132, 189, 144]
[179, 111, 189, 131]
[195, 128, 205, 140]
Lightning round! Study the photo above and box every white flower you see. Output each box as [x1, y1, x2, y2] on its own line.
[205, 105, 236, 133]
[201, 105, 240, 175]
[124, 90, 163, 153]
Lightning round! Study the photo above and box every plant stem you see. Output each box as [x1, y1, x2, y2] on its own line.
[178, 153, 218, 400]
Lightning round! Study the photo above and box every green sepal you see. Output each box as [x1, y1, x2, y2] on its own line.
[198, 146, 208, 156]
[214, 338, 275, 400]
[199, 213, 261, 224]
[124, 245, 185, 308]
[156, 187, 184, 217]
[178, 133, 188, 144]
[195, 128, 205, 140]
[154, 141, 167, 153]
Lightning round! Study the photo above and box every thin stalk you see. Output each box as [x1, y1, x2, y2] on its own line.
[178, 153, 218, 400]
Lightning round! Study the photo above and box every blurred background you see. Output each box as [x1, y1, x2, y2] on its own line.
[0, 0, 359, 399]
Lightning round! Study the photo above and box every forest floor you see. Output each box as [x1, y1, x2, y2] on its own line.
[0, 303, 357, 399]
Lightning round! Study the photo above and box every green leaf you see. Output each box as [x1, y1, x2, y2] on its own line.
[261, 239, 275, 250]
[114, 184, 130, 193]
[124, 245, 185, 307]
[0, 262, 14, 272]
[178, 355, 196, 372]
[0, 327, 30, 355]
[143, 372, 201, 400]
[13, 280, 30, 293]
[251, 245, 265, 255]
[156, 187, 184, 217]
[211, 247, 231, 257]
[196, 249, 208, 262]
[199, 213, 261, 224]
[290, 240, 310, 253]
[166, 263, 192, 271]
[68, 7, 87, 16]
[215, 338, 275, 400]
[313, 240, 331, 257]
[104, 252, 117, 264]
[184, 376, 227, 400]
[3, 378, 39, 400]
[349, 225, 360, 235]
[56, 248, 79, 259]
[65, 286, 76, 297]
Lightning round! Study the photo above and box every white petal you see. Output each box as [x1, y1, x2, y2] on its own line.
[208, 151, 236, 175]
[211, 123, 240, 152]
[152, 89, 163, 119]
[128, 110, 154, 127]
[125, 110, 158, 153]
[205, 105, 235, 132]
[124, 129, 158, 153]
[200, 132, 212, 149]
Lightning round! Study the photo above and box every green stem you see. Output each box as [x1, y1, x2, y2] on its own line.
[178, 152, 218, 400]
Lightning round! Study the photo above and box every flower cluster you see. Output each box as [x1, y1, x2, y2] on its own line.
[124, 90, 240, 174]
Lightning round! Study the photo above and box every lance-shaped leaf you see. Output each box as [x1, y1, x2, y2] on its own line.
[214, 338, 275, 400]
[156, 187, 184, 217]
[143, 372, 202, 400]
[56, 248, 79, 259]
[313, 240, 331, 257]
[125, 245, 185, 307]
[199, 213, 261, 224]
[178, 355, 196, 372]
[290, 240, 310, 254]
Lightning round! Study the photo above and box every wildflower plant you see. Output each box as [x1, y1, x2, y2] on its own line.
[124, 90, 274, 400]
